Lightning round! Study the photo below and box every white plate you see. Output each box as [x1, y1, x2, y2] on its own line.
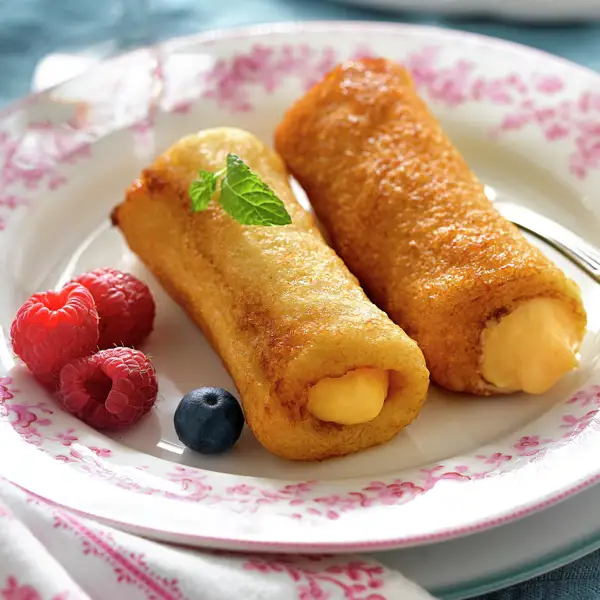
[0, 22, 599, 553]
[385, 481, 600, 599]
[329, 0, 600, 21]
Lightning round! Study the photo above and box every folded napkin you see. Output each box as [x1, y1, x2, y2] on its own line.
[0, 476, 434, 600]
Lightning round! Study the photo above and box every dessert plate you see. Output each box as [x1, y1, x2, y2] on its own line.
[0, 22, 599, 552]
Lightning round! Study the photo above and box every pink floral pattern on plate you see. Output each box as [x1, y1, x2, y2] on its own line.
[1, 39, 598, 238]
[1, 375, 599, 521]
[159, 43, 600, 179]
[403, 46, 600, 178]
[0, 122, 91, 213]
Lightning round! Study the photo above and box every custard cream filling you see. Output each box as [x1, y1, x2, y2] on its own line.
[481, 298, 580, 394]
[307, 368, 390, 425]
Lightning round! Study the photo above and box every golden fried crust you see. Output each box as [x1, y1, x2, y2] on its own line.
[274, 58, 587, 395]
[113, 127, 429, 460]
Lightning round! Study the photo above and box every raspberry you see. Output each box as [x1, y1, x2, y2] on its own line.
[58, 347, 158, 430]
[11, 283, 99, 388]
[72, 268, 155, 349]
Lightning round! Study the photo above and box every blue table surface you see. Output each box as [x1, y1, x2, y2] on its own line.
[2, 1, 600, 599]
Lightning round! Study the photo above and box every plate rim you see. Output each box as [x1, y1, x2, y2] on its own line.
[441, 532, 600, 599]
[1, 20, 600, 553]
[3, 19, 600, 123]
[436, 485, 600, 599]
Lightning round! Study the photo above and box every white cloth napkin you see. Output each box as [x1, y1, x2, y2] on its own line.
[0, 476, 434, 600]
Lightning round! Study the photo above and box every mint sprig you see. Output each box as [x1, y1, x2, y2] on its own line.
[188, 154, 292, 226]
[189, 168, 223, 212]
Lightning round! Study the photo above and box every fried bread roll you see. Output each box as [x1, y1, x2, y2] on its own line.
[112, 127, 429, 460]
[275, 59, 587, 395]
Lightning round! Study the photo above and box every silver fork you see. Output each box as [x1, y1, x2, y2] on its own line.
[494, 200, 600, 284]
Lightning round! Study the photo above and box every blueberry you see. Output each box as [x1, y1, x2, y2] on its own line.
[174, 387, 244, 454]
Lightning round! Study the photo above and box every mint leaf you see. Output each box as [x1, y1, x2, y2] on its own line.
[219, 154, 292, 226]
[189, 170, 220, 212]
[187, 155, 292, 227]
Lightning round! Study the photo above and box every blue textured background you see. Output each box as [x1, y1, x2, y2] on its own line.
[2, 1, 600, 598]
